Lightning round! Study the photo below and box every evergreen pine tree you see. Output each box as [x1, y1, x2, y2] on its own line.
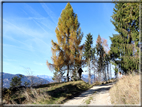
[110, 2, 139, 74]
[84, 33, 94, 84]
[10, 75, 23, 89]
[96, 35, 106, 81]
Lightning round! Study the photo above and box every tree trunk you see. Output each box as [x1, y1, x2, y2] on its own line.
[103, 67, 105, 81]
[110, 63, 111, 79]
[107, 62, 109, 80]
[94, 70, 95, 83]
[98, 68, 100, 82]
[104, 66, 106, 81]
[60, 73, 62, 83]
[67, 65, 69, 82]
[105, 67, 107, 81]
[88, 58, 91, 84]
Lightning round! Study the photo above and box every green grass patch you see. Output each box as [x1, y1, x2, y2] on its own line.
[85, 96, 93, 104]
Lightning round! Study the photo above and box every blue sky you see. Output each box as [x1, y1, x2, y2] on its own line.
[3, 3, 118, 77]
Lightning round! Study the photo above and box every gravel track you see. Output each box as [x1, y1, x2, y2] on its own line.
[62, 82, 115, 105]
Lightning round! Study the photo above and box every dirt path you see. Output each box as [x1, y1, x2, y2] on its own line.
[62, 82, 115, 105]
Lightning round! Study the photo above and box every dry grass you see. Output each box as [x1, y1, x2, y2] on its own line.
[94, 78, 116, 85]
[3, 80, 93, 104]
[93, 81, 102, 85]
[109, 74, 140, 104]
[107, 79, 115, 83]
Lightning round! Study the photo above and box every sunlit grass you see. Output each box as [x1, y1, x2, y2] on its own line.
[109, 74, 140, 104]
[85, 96, 93, 104]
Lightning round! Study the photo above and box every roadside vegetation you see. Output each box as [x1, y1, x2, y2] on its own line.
[109, 73, 140, 104]
[108, 1, 140, 105]
[85, 96, 93, 104]
[3, 80, 94, 104]
[3, 78, 117, 104]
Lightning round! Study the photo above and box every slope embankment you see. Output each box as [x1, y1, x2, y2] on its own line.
[2, 80, 93, 104]
[109, 74, 140, 105]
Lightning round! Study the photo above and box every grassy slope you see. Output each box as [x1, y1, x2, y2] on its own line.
[109, 74, 140, 104]
[3, 80, 94, 104]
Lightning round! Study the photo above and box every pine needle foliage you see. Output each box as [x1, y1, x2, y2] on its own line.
[84, 33, 95, 84]
[10, 75, 23, 89]
[84, 33, 93, 59]
[110, 2, 139, 74]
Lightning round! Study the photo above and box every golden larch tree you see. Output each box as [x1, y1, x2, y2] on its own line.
[47, 3, 84, 82]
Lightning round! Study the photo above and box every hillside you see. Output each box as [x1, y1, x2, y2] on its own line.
[3, 80, 93, 104]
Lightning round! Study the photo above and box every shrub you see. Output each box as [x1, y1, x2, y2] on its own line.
[10, 75, 23, 89]
[94, 81, 102, 85]
[24, 82, 30, 87]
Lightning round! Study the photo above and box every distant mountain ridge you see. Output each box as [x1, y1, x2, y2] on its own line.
[81, 74, 95, 84]
[81, 74, 104, 84]
[36, 74, 94, 83]
[36, 75, 53, 82]
[2, 73, 103, 88]
[2, 72, 50, 88]
[37, 74, 97, 83]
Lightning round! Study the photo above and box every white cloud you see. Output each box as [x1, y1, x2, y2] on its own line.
[24, 3, 57, 31]
[3, 3, 57, 39]
[3, 61, 22, 73]
[3, 43, 23, 50]
[3, 40, 34, 53]
[33, 19, 49, 34]
[20, 37, 51, 55]
[3, 19, 47, 38]
[24, 3, 41, 18]
[35, 17, 56, 31]
[3, 17, 55, 53]
[40, 3, 58, 24]
[33, 61, 45, 66]
[4, 58, 17, 62]
[22, 9, 28, 15]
